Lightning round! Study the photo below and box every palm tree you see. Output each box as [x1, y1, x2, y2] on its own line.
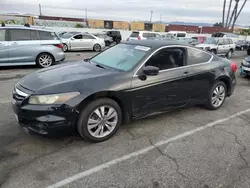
[225, 0, 233, 27]
[231, 0, 247, 31]
[222, 0, 226, 27]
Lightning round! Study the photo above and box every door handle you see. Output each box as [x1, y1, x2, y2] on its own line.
[183, 71, 189, 76]
[10, 42, 19, 45]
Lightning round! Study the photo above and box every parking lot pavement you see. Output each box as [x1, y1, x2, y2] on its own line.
[1, 57, 250, 187]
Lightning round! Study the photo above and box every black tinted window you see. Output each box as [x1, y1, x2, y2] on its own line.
[73, 34, 82, 39]
[130, 32, 139, 37]
[10, 29, 38, 41]
[145, 48, 185, 70]
[82, 35, 95, 39]
[223, 39, 230, 45]
[39, 31, 58, 40]
[177, 33, 186, 37]
[0, 30, 6, 41]
[187, 48, 212, 65]
[142, 33, 149, 38]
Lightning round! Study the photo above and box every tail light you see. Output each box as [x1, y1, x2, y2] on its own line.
[138, 36, 141, 40]
[230, 62, 237, 73]
[54, 44, 63, 49]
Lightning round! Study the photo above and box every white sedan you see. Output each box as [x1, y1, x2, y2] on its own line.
[60, 33, 106, 52]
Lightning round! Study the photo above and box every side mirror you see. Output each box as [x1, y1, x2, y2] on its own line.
[71, 37, 75, 40]
[143, 66, 159, 76]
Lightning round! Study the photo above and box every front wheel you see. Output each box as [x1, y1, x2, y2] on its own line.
[36, 53, 54, 68]
[77, 98, 122, 142]
[227, 50, 233, 59]
[93, 44, 101, 52]
[204, 81, 227, 110]
[62, 44, 68, 52]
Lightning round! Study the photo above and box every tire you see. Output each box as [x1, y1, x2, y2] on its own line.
[116, 38, 121, 44]
[93, 44, 101, 52]
[77, 98, 122, 142]
[105, 41, 111, 46]
[36, 53, 54, 68]
[241, 46, 244, 51]
[211, 49, 217, 55]
[63, 44, 68, 52]
[227, 50, 233, 59]
[204, 81, 227, 110]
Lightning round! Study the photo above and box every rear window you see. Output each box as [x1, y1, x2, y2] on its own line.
[177, 33, 186, 37]
[0, 30, 6, 41]
[130, 32, 139, 37]
[39, 31, 59, 40]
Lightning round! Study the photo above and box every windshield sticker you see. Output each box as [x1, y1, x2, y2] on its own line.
[135, 46, 151, 51]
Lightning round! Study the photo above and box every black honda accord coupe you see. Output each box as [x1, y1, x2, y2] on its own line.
[12, 40, 237, 142]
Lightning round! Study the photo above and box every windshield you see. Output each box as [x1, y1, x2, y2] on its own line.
[91, 44, 149, 71]
[60, 33, 75, 39]
[130, 32, 139, 37]
[204, 38, 217, 44]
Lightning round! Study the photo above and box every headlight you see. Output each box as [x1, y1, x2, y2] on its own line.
[242, 60, 250, 66]
[205, 47, 210, 50]
[28, 92, 80, 105]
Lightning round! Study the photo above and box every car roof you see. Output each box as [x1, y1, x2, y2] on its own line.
[122, 40, 192, 49]
[0, 26, 54, 32]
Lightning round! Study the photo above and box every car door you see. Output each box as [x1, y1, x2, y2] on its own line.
[0, 29, 9, 64]
[82, 34, 95, 49]
[223, 39, 230, 53]
[131, 47, 193, 118]
[8, 29, 40, 64]
[217, 39, 226, 54]
[70, 34, 83, 50]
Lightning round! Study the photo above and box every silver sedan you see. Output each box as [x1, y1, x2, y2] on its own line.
[60, 33, 106, 52]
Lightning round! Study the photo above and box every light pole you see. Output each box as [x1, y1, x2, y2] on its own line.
[150, 11, 153, 22]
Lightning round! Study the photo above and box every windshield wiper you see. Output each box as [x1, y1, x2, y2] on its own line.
[95, 64, 106, 70]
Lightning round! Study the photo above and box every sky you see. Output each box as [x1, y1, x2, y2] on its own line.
[1, 0, 250, 25]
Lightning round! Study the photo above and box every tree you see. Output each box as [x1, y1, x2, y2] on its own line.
[213, 22, 223, 27]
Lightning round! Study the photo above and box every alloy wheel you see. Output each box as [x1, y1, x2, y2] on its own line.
[39, 54, 53, 67]
[94, 44, 101, 52]
[87, 106, 118, 138]
[63, 44, 68, 52]
[227, 51, 232, 58]
[211, 85, 226, 108]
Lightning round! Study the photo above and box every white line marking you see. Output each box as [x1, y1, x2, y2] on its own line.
[0, 100, 11, 104]
[46, 108, 250, 188]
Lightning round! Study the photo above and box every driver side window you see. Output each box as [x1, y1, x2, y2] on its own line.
[73, 34, 82, 39]
[145, 48, 185, 71]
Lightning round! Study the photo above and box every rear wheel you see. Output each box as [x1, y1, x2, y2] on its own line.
[116, 38, 121, 44]
[205, 81, 227, 110]
[211, 49, 217, 55]
[62, 44, 68, 52]
[77, 98, 122, 142]
[93, 44, 101, 52]
[105, 41, 111, 46]
[36, 53, 54, 68]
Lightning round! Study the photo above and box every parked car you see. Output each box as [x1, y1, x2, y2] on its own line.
[93, 33, 113, 46]
[191, 36, 206, 43]
[167, 31, 187, 38]
[161, 33, 178, 40]
[240, 56, 250, 76]
[0, 27, 65, 68]
[235, 40, 250, 51]
[12, 40, 237, 142]
[104, 30, 122, 44]
[60, 33, 105, 52]
[128, 31, 162, 41]
[188, 38, 199, 46]
[195, 37, 235, 58]
[211, 32, 238, 43]
[57, 31, 81, 38]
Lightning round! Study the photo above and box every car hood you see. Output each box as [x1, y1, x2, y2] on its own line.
[196, 44, 217, 48]
[18, 61, 117, 94]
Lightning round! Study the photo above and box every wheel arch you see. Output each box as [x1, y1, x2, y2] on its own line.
[215, 76, 231, 96]
[36, 52, 55, 64]
[77, 91, 131, 124]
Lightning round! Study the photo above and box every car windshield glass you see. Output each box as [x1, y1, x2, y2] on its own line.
[91, 44, 149, 71]
[130, 32, 139, 37]
[204, 38, 217, 44]
[60, 33, 74, 39]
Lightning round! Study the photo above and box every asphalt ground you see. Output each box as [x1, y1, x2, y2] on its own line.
[1, 51, 250, 188]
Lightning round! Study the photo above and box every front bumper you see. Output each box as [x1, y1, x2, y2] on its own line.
[12, 86, 78, 135]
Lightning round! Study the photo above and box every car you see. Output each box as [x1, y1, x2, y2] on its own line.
[235, 40, 250, 51]
[128, 31, 162, 41]
[167, 31, 187, 38]
[60, 33, 105, 52]
[12, 40, 237, 142]
[105, 31, 122, 44]
[240, 56, 250, 76]
[93, 33, 113, 46]
[195, 37, 235, 58]
[211, 32, 239, 43]
[191, 36, 206, 43]
[0, 27, 65, 68]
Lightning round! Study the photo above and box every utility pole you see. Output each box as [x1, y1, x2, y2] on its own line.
[39, 4, 42, 16]
[85, 8, 88, 27]
[150, 11, 153, 22]
[222, 0, 226, 27]
[160, 14, 162, 23]
[231, 0, 239, 32]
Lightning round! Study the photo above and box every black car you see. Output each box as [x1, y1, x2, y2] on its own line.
[236, 40, 250, 51]
[105, 30, 122, 44]
[93, 33, 113, 46]
[12, 40, 237, 142]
